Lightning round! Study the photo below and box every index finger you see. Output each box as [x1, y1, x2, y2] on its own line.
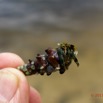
[0, 52, 24, 69]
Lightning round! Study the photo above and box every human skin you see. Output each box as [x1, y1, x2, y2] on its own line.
[0, 52, 41, 103]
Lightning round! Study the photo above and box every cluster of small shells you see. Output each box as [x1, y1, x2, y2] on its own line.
[17, 43, 79, 76]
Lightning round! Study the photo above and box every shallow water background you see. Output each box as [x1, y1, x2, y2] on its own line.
[0, 0, 103, 103]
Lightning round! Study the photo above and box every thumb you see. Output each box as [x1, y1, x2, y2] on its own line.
[0, 68, 29, 103]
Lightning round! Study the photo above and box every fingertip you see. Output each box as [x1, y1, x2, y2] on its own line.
[29, 87, 42, 103]
[0, 52, 24, 69]
[0, 69, 19, 102]
[0, 67, 30, 103]
[0, 52, 42, 103]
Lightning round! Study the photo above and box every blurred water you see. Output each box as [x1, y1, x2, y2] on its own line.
[0, 0, 103, 31]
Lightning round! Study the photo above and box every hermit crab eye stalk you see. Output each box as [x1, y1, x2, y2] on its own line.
[17, 43, 79, 76]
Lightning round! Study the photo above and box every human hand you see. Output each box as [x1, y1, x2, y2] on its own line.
[0, 53, 41, 103]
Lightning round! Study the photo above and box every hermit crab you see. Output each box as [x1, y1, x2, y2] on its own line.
[17, 43, 79, 76]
